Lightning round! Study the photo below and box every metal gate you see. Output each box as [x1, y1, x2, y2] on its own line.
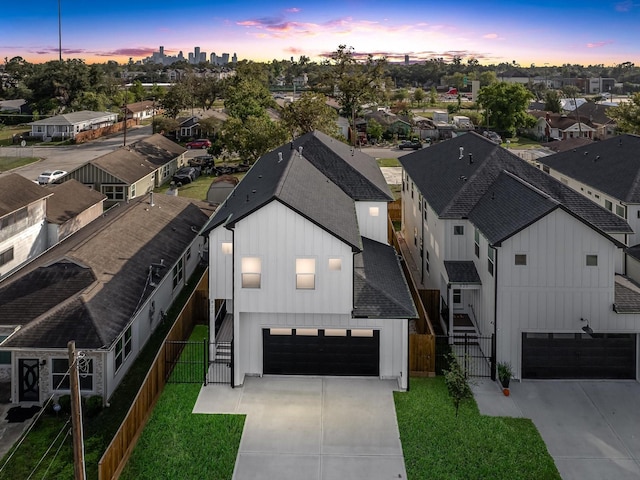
[435, 333, 495, 378]
[165, 339, 232, 385]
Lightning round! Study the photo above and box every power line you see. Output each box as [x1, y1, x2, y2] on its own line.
[41, 426, 71, 480]
[25, 419, 71, 480]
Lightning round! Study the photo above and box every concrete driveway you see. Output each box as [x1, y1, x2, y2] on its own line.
[473, 379, 640, 480]
[194, 376, 406, 480]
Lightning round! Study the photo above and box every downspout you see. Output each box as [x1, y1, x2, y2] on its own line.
[406, 320, 410, 392]
[492, 247, 498, 381]
[230, 226, 235, 388]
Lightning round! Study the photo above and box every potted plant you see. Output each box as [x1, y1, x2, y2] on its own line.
[497, 361, 512, 395]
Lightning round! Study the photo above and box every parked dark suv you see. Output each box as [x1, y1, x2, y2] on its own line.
[398, 139, 422, 150]
[172, 166, 200, 185]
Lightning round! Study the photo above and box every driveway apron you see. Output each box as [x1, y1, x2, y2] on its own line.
[194, 376, 407, 480]
[473, 379, 640, 480]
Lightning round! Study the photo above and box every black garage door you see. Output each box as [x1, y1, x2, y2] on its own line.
[522, 332, 637, 379]
[263, 328, 379, 376]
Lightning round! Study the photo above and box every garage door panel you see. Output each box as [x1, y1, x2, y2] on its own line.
[263, 329, 379, 376]
[522, 333, 636, 379]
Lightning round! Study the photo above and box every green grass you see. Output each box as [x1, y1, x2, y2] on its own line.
[0, 156, 40, 172]
[395, 377, 560, 480]
[0, 126, 30, 146]
[155, 172, 245, 201]
[503, 137, 542, 149]
[120, 326, 244, 480]
[377, 157, 402, 167]
[0, 266, 207, 480]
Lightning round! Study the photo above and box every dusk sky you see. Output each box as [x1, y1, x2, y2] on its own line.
[2, 0, 639, 66]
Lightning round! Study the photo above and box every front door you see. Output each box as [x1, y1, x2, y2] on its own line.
[18, 359, 39, 402]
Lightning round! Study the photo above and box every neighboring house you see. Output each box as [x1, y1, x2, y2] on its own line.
[0, 194, 213, 404]
[0, 174, 52, 279]
[573, 102, 617, 140]
[28, 111, 118, 140]
[59, 134, 186, 204]
[527, 111, 596, 141]
[206, 175, 239, 205]
[203, 131, 416, 389]
[124, 101, 160, 122]
[178, 116, 201, 139]
[400, 132, 640, 381]
[363, 110, 412, 138]
[538, 134, 640, 248]
[0, 99, 27, 114]
[44, 180, 106, 247]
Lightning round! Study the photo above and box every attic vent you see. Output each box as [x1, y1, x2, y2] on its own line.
[278, 152, 283, 162]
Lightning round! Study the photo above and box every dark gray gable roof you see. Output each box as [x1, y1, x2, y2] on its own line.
[130, 134, 186, 167]
[204, 145, 361, 250]
[353, 237, 417, 319]
[91, 147, 156, 184]
[468, 172, 559, 245]
[0, 173, 51, 216]
[400, 132, 632, 236]
[298, 131, 393, 201]
[0, 261, 96, 328]
[0, 195, 213, 350]
[613, 275, 640, 313]
[539, 134, 640, 203]
[574, 102, 615, 125]
[45, 179, 106, 224]
[444, 261, 481, 284]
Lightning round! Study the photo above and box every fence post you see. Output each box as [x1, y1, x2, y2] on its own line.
[203, 338, 208, 386]
[490, 333, 496, 381]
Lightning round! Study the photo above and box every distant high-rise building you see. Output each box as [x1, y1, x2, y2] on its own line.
[159, 46, 164, 56]
[194, 46, 200, 64]
[210, 52, 217, 65]
[232, 53, 237, 64]
[405, 55, 409, 65]
[188, 52, 194, 64]
[221, 53, 229, 64]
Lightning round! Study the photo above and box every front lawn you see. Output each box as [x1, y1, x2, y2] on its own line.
[0, 156, 39, 172]
[120, 325, 244, 480]
[394, 377, 560, 480]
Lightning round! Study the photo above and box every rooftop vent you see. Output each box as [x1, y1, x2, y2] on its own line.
[468, 153, 473, 164]
[278, 152, 283, 162]
[459, 146, 464, 159]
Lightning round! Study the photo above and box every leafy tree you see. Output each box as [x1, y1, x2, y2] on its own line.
[71, 91, 109, 111]
[393, 88, 409, 102]
[149, 83, 166, 102]
[198, 115, 222, 137]
[325, 45, 387, 144]
[224, 77, 274, 121]
[222, 115, 288, 163]
[129, 80, 146, 102]
[154, 116, 179, 135]
[25, 59, 90, 111]
[608, 92, 640, 134]
[161, 82, 191, 118]
[194, 76, 223, 110]
[544, 90, 562, 113]
[479, 71, 498, 87]
[443, 353, 473, 417]
[429, 87, 437, 106]
[477, 81, 534, 136]
[280, 92, 338, 137]
[366, 118, 384, 143]
[412, 88, 426, 107]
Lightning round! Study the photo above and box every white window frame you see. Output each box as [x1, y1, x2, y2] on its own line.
[241, 257, 262, 288]
[296, 258, 316, 289]
[115, 326, 132, 372]
[172, 258, 184, 289]
[328, 258, 342, 271]
[488, 246, 495, 276]
[586, 254, 598, 266]
[52, 358, 94, 392]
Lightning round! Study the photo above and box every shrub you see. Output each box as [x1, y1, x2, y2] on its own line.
[442, 353, 473, 417]
[57, 394, 71, 414]
[83, 395, 103, 418]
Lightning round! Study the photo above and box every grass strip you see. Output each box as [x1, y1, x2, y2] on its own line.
[394, 377, 560, 480]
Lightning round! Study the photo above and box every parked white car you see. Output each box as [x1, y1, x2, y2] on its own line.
[37, 170, 67, 185]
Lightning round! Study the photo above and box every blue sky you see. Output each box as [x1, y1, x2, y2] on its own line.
[2, 0, 639, 65]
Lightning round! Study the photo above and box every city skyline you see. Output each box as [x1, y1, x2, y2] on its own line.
[2, 1, 639, 66]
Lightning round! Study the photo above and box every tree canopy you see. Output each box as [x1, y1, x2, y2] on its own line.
[477, 82, 534, 136]
[608, 93, 640, 134]
[280, 92, 338, 138]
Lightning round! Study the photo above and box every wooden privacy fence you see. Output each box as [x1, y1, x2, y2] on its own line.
[98, 268, 208, 480]
[409, 333, 436, 377]
[75, 119, 138, 144]
[388, 198, 401, 223]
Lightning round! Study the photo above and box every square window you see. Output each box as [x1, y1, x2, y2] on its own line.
[296, 258, 316, 289]
[242, 257, 261, 288]
[453, 289, 461, 304]
[221, 242, 233, 254]
[328, 258, 342, 271]
[515, 254, 527, 266]
[586, 255, 598, 266]
[454, 225, 464, 235]
[369, 206, 379, 217]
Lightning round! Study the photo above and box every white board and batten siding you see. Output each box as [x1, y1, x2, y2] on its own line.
[495, 208, 631, 379]
[354, 201, 388, 244]
[233, 201, 354, 315]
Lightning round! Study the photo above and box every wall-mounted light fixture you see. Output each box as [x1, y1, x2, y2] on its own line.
[580, 317, 594, 335]
[40, 359, 47, 367]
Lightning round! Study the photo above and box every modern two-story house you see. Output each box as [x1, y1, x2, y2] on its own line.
[400, 132, 640, 381]
[203, 131, 416, 389]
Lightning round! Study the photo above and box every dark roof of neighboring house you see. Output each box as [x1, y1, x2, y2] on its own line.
[539, 134, 640, 203]
[574, 102, 615, 126]
[45, 180, 106, 224]
[353, 237, 417, 319]
[0, 174, 52, 217]
[613, 275, 640, 313]
[530, 111, 595, 130]
[90, 147, 157, 184]
[444, 261, 481, 284]
[202, 131, 392, 250]
[178, 116, 199, 127]
[540, 137, 593, 153]
[0, 194, 214, 349]
[129, 134, 186, 167]
[400, 132, 632, 241]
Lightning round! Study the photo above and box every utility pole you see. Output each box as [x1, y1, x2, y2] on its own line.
[122, 102, 127, 147]
[68, 341, 86, 480]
